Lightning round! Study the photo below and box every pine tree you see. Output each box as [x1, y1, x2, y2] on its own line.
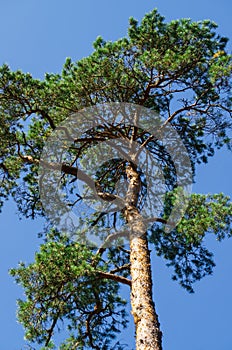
[1, 8, 231, 349]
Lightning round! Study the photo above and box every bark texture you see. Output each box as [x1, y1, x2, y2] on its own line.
[125, 164, 162, 350]
[130, 234, 162, 350]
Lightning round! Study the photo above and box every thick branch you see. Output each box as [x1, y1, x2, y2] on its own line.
[96, 271, 131, 287]
[45, 314, 59, 346]
[30, 109, 56, 130]
[19, 154, 124, 203]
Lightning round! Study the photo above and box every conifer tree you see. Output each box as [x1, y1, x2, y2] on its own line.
[1, 9, 231, 349]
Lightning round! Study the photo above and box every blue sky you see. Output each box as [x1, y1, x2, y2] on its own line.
[0, 1, 232, 349]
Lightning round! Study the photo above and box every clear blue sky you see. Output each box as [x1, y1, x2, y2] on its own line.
[0, 1, 232, 349]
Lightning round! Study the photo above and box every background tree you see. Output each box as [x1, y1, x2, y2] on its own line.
[0, 8, 231, 349]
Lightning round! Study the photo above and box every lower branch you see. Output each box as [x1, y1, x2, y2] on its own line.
[96, 271, 131, 287]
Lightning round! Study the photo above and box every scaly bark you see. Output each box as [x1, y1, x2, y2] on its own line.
[130, 233, 162, 350]
[125, 164, 162, 350]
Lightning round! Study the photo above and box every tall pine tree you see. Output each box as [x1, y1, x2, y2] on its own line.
[0, 9, 231, 349]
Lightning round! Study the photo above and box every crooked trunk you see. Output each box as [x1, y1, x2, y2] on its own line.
[125, 164, 162, 350]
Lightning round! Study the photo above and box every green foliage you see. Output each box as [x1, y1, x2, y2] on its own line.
[10, 234, 128, 349]
[0, 9, 231, 216]
[150, 193, 232, 292]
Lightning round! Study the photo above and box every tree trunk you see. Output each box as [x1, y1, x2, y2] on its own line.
[125, 164, 162, 350]
[130, 234, 162, 350]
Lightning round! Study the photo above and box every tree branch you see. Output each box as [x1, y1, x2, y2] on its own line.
[31, 109, 56, 130]
[96, 271, 131, 286]
[45, 314, 59, 346]
[109, 263, 131, 274]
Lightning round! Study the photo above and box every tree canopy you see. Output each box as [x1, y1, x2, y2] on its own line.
[1, 8, 231, 349]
